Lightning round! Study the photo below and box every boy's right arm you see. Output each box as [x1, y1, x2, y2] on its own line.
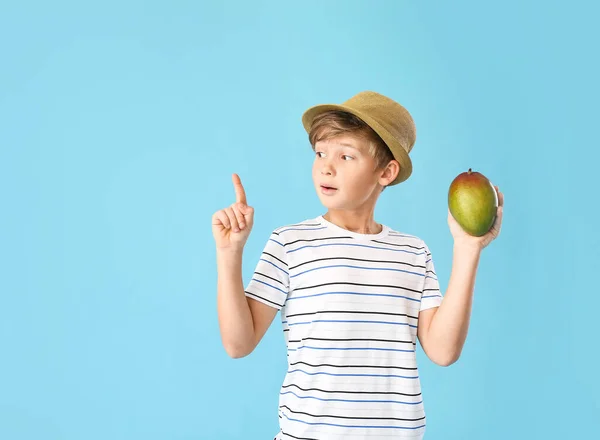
[213, 173, 278, 358]
[216, 248, 278, 358]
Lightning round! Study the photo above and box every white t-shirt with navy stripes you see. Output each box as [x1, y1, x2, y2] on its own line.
[244, 215, 443, 440]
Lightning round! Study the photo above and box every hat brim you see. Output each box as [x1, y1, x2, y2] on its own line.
[302, 104, 412, 185]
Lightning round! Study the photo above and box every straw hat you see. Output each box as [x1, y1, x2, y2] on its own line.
[301, 91, 417, 185]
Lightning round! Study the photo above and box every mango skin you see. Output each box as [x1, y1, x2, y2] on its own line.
[448, 169, 498, 237]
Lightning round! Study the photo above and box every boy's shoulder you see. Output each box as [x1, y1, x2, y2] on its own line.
[385, 226, 428, 248]
[269, 216, 323, 237]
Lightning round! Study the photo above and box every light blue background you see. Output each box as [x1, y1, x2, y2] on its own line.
[1, 1, 598, 439]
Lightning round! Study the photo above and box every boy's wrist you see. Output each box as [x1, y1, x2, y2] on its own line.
[453, 240, 482, 257]
[217, 246, 244, 261]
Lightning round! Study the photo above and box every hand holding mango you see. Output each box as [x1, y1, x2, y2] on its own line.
[448, 169, 499, 237]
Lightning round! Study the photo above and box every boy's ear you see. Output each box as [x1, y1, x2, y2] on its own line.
[378, 160, 400, 186]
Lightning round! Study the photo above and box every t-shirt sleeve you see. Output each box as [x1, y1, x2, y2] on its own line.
[420, 241, 443, 312]
[244, 231, 289, 310]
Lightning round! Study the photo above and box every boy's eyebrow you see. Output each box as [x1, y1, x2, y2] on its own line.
[319, 141, 361, 150]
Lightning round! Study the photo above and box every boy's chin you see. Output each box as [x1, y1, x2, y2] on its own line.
[317, 195, 346, 210]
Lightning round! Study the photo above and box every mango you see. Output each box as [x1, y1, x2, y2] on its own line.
[448, 168, 498, 237]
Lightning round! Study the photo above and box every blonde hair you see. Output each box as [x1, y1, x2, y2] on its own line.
[308, 110, 396, 172]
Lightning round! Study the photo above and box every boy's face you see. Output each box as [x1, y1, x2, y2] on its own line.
[312, 134, 386, 211]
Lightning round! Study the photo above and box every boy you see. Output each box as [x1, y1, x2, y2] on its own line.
[212, 91, 504, 439]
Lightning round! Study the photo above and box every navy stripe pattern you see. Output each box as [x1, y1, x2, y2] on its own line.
[245, 216, 443, 440]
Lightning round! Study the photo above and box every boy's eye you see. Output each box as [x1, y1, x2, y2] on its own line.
[315, 151, 353, 160]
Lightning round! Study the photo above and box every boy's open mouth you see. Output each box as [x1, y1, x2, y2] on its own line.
[320, 185, 338, 194]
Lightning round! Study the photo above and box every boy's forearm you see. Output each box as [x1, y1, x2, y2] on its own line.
[426, 243, 481, 365]
[216, 248, 255, 357]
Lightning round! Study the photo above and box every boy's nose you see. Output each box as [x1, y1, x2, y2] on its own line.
[320, 161, 335, 175]
[320, 166, 334, 176]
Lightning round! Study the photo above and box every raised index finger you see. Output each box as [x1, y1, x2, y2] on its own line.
[232, 173, 247, 204]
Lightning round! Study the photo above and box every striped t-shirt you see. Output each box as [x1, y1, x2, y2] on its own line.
[244, 215, 444, 440]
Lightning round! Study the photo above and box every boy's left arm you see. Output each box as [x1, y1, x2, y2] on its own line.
[418, 186, 504, 367]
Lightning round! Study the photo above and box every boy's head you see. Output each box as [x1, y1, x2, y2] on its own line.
[308, 111, 399, 210]
[302, 91, 417, 211]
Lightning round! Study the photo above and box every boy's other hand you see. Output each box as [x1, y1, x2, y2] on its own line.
[449, 185, 504, 251]
[212, 173, 255, 251]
